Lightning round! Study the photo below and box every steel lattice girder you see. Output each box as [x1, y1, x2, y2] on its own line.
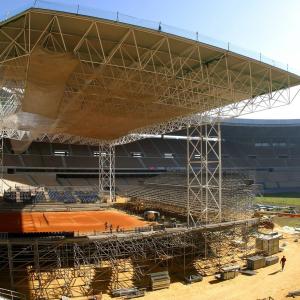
[0, 8, 299, 145]
[187, 122, 222, 226]
[98, 144, 115, 202]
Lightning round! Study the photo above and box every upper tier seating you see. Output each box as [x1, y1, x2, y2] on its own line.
[3, 121, 300, 194]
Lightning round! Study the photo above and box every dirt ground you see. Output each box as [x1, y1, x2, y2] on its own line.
[127, 229, 299, 300]
[0, 210, 147, 233]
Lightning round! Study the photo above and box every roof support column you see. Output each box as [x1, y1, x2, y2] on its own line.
[187, 121, 222, 226]
[98, 143, 115, 203]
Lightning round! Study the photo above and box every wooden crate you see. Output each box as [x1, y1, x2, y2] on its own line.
[149, 271, 170, 290]
[265, 255, 279, 266]
[220, 265, 240, 280]
[247, 255, 266, 270]
[256, 235, 280, 255]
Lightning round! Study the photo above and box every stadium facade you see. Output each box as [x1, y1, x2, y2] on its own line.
[3, 118, 300, 194]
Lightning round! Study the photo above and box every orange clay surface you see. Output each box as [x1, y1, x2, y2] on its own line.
[0, 210, 146, 233]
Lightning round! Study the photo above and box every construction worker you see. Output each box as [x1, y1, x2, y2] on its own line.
[280, 255, 287, 271]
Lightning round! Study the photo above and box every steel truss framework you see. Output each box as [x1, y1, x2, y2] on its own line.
[98, 144, 115, 202]
[0, 9, 295, 298]
[0, 219, 258, 299]
[0, 9, 299, 146]
[187, 122, 222, 226]
[0, 9, 298, 209]
[0, 132, 3, 195]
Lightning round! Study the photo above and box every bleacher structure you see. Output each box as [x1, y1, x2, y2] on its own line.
[3, 186, 100, 205]
[0, 1, 299, 299]
[3, 119, 300, 196]
[123, 173, 254, 223]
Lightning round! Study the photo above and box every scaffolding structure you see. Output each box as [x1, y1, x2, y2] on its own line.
[98, 144, 115, 202]
[187, 122, 222, 226]
[0, 218, 258, 299]
[0, 5, 298, 300]
[123, 172, 254, 223]
[0, 132, 3, 195]
[0, 3, 298, 218]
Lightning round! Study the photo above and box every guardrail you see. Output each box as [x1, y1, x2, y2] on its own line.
[0, 288, 26, 300]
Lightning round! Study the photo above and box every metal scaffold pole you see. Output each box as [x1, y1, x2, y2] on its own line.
[187, 121, 222, 226]
[98, 143, 115, 202]
[7, 242, 14, 289]
[218, 122, 222, 221]
[0, 130, 3, 197]
[0, 219, 258, 298]
[186, 125, 191, 227]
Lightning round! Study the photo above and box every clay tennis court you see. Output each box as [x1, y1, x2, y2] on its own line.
[0, 210, 147, 234]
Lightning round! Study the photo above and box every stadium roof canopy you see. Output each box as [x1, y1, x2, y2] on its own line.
[0, 2, 300, 145]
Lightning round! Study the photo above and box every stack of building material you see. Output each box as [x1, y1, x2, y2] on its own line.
[288, 290, 300, 297]
[123, 289, 145, 299]
[220, 265, 240, 280]
[265, 256, 279, 266]
[239, 269, 256, 276]
[149, 271, 170, 290]
[256, 234, 281, 255]
[112, 288, 140, 298]
[247, 255, 266, 270]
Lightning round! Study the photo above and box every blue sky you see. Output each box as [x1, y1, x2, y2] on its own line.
[1, 0, 300, 119]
